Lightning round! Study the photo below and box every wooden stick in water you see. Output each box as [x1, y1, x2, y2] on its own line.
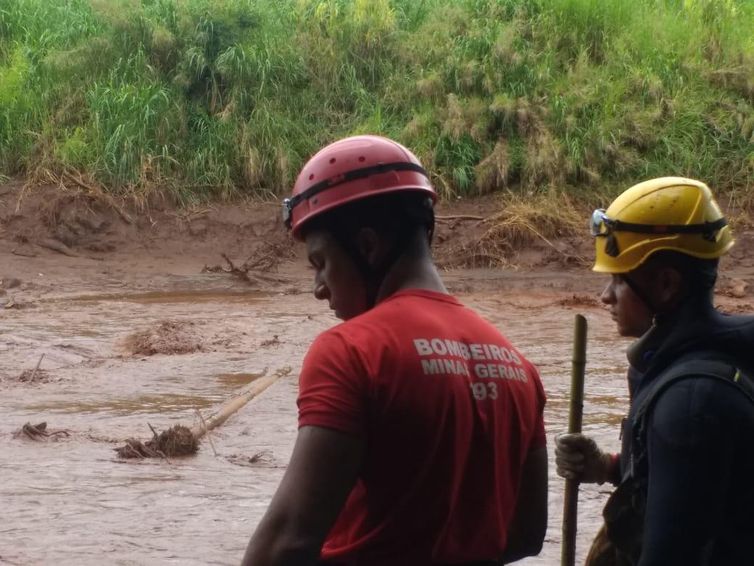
[29, 354, 45, 382]
[561, 314, 588, 566]
[189, 371, 282, 440]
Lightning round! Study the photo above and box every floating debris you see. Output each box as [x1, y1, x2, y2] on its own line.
[16, 368, 52, 383]
[123, 320, 203, 356]
[260, 335, 280, 347]
[115, 369, 290, 460]
[13, 422, 71, 441]
[15, 354, 53, 383]
[115, 424, 198, 459]
[226, 450, 279, 468]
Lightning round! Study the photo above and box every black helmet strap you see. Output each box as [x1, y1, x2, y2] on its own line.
[284, 162, 429, 229]
[592, 208, 728, 258]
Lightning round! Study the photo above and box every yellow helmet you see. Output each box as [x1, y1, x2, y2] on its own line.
[591, 177, 734, 273]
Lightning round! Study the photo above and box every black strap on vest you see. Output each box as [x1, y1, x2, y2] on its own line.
[629, 354, 754, 480]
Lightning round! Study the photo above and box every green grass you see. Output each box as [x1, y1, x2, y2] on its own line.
[0, 0, 752, 201]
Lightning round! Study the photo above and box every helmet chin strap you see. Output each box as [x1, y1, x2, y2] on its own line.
[620, 274, 657, 316]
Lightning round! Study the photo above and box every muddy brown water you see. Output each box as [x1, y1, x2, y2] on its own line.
[1, 272, 631, 565]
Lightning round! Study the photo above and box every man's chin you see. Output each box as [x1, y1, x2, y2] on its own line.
[334, 308, 361, 321]
[617, 324, 647, 339]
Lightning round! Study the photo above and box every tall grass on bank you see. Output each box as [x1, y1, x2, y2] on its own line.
[0, 0, 752, 201]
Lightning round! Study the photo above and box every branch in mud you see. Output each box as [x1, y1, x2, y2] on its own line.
[35, 237, 104, 261]
[13, 354, 53, 382]
[11, 247, 38, 258]
[115, 367, 291, 460]
[202, 249, 291, 286]
[60, 170, 134, 225]
[436, 214, 486, 222]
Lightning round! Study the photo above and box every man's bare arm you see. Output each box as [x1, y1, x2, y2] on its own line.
[241, 425, 364, 566]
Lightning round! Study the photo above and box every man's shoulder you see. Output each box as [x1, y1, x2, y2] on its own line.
[645, 355, 754, 425]
[347, 290, 477, 329]
[380, 288, 464, 310]
[685, 311, 754, 370]
[317, 291, 516, 354]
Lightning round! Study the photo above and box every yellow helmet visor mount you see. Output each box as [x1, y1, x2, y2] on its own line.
[590, 208, 728, 258]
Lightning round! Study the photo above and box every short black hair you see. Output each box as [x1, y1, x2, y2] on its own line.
[300, 191, 435, 244]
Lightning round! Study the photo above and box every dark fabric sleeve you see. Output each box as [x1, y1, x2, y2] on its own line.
[297, 331, 368, 436]
[637, 377, 745, 566]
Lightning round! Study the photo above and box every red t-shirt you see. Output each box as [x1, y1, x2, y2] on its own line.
[298, 289, 546, 565]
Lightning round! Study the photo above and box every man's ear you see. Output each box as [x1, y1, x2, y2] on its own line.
[355, 227, 381, 268]
[655, 265, 685, 308]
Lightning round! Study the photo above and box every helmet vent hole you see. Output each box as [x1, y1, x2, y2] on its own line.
[329, 158, 336, 164]
[358, 156, 366, 162]
[308, 174, 314, 180]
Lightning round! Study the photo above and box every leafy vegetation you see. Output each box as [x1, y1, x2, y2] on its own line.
[0, 0, 752, 202]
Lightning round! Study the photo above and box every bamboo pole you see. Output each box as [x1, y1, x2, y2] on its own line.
[561, 314, 588, 566]
[190, 371, 283, 439]
[116, 370, 288, 459]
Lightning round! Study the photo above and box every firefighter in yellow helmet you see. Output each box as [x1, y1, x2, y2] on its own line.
[591, 176, 733, 273]
[556, 177, 754, 565]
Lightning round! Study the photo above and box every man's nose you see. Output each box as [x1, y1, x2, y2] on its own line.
[313, 282, 329, 301]
[600, 282, 614, 304]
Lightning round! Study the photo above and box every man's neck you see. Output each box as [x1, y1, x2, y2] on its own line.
[375, 255, 448, 303]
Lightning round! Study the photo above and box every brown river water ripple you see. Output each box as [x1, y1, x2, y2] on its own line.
[1, 277, 630, 565]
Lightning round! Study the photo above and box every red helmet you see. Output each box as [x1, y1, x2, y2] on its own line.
[283, 135, 436, 239]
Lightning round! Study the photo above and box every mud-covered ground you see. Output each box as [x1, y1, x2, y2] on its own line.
[2, 181, 753, 565]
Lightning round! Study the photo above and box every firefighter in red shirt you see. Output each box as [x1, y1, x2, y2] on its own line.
[242, 135, 547, 566]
